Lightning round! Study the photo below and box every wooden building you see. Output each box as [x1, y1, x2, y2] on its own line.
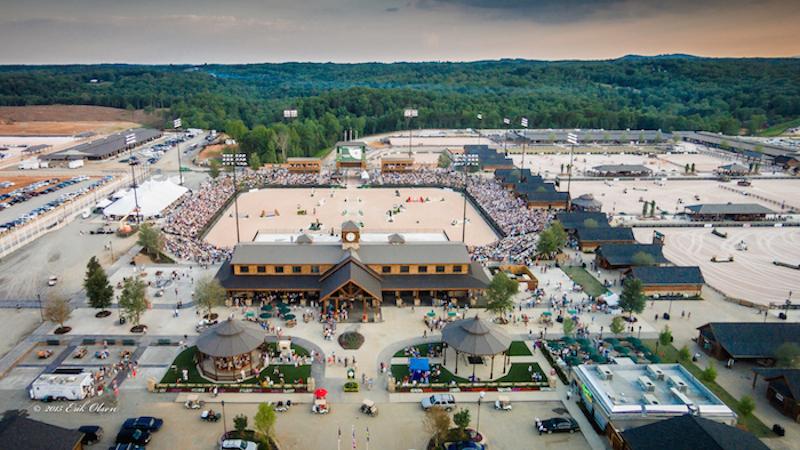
[753, 369, 800, 421]
[287, 157, 322, 173]
[215, 221, 490, 321]
[595, 243, 669, 270]
[615, 414, 768, 450]
[629, 266, 704, 298]
[697, 322, 800, 362]
[558, 211, 609, 232]
[0, 414, 85, 450]
[715, 163, 749, 176]
[381, 156, 414, 173]
[575, 227, 636, 252]
[684, 203, 775, 221]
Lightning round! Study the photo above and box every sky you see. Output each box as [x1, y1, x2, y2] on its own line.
[1, 0, 798, 64]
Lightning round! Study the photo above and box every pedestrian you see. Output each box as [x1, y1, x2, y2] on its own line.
[423, 330, 427, 338]
[567, 388, 573, 400]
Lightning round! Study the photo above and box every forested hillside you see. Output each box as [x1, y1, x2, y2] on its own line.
[1, 58, 798, 164]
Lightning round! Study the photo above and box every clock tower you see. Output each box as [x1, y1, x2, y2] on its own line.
[341, 220, 360, 250]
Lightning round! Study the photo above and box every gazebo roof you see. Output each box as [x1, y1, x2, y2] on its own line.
[196, 319, 265, 358]
[442, 316, 512, 356]
[572, 194, 602, 208]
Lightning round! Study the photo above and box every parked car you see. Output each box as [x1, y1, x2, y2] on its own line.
[122, 416, 163, 432]
[444, 443, 485, 450]
[538, 417, 580, 434]
[115, 428, 151, 445]
[77, 425, 104, 445]
[421, 394, 456, 411]
[48, 276, 58, 286]
[110, 444, 146, 450]
[220, 439, 258, 450]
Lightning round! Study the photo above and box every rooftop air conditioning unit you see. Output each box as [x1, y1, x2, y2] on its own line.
[597, 365, 614, 380]
[646, 365, 665, 380]
[638, 376, 656, 393]
[668, 375, 689, 393]
[642, 393, 660, 405]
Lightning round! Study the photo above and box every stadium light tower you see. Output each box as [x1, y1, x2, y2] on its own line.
[174, 118, 184, 185]
[567, 132, 578, 210]
[476, 113, 483, 146]
[404, 109, 418, 157]
[520, 117, 528, 169]
[222, 152, 248, 243]
[125, 133, 141, 224]
[503, 117, 511, 156]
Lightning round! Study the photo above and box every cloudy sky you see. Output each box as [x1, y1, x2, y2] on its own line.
[1, 0, 798, 64]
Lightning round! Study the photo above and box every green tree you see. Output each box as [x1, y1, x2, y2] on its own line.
[773, 343, 800, 368]
[583, 133, 592, 143]
[738, 396, 756, 418]
[748, 114, 767, 135]
[721, 139, 730, 150]
[610, 316, 626, 335]
[548, 132, 556, 144]
[86, 255, 101, 278]
[562, 318, 576, 338]
[209, 159, 220, 178]
[560, 163, 564, 174]
[642, 202, 648, 217]
[655, 130, 663, 143]
[44, 294, 72, 330]
[84, 264, 113, 312]
[621, 132, 629, 143]
[485, 272, 518, 320]
[422, 406, 451, 449]
[603, 132, 610, 143]
[438, 153, 451, 168]
[137, 222, 164, 260]
[638, 132, 645, 143]
[536, 223, 565, 258]
[253, 402, 276, 443]
[650, 201, 657, 216]
[583, 218, 598, 228]
[193, 276, 227, 320]
[249, 152, 262, 171]
[234, 414, 248, 435]
[453, 408, 471, 431]
[631, 252, 656, 266]
[678, 345, 691, 362]
[700, 363, 718, 383]
[656, 325, 672, 355]
[754, 143, 764, 154]
[119, 276, 148, 326]
[619, 278, 646, 318]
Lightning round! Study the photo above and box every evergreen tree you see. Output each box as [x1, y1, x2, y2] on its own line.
[619, 278, 646, 318]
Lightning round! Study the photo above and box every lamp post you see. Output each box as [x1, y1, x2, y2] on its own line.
[221, 400, 227, 435]
[461, 151, 478, 242]
[404, 109, 418, 157]
[174, 118, 184, 185]
[566, 133, 578, 210]
[638, 326, 642, 339]
[476, 391, 485, 435]
[222, 152, 247, 244]
[125, 133, 141, 225]
[476, 113, 482, 146]
[37, 294, 43, 321]
[503, 118, 510, 156]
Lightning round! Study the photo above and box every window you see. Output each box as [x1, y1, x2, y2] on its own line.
[382, 266, 391, 274]
[400, 265, 410, 273]
[436, 265, 445, 273]
[275, 266, 284, 274]
[239, 265, 249, 273]
[310, 266, 320, 274]
[418, 265, 428, 273]
[293, 266, 302, 274]
[453, 265, 463, 273]
[257, 266, 266, 273]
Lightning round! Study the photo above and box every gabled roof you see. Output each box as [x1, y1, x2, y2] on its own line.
[514, 181, 557, 194]
[576, 227, 636, 243]
[0, 414, 85, 450]
[717, 163, 749, 171]
[557, 212, 609, 230]
[697, 323, 800, 359]
[621, 414, 769, 450]
[685, 203, 775, 215]
[319, 260, 383, 301]
[630, 266, 704, 285]
[342, 220, 360, 231]
[388, 233, 405, 244]
[521, 190, 569, 203]
[296, 234, 314, 244]
[754, 369, 800, 401]
[596, 243, 669, 266]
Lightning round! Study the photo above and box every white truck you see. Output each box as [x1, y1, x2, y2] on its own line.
[29, 370, 94, 401]
[68, 159, 85, 169]
[18, 158, 40, 170]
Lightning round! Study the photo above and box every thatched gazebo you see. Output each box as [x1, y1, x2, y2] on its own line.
[196, 319, 265, 381]
[442, 316, 512, 379]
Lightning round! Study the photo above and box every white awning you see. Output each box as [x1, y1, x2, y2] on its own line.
[103, 179, 188, 218]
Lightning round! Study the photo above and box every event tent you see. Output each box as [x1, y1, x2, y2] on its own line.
[103, 179, 188, 218]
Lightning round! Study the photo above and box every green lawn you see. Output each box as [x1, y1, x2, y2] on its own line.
[560, 266, 608, 297]
[391, 362, 545, 384]
[266, 342, 309, 357]
[507, 341, 533, 356]
[495, 363, 545, 383]
[759, 118, 800, 137]
[641, 340, 774, 437]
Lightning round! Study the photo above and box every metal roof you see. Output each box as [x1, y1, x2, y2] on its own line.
[684, 203, 775, 215]
[557, 212, 610, 230]
[319, 260, 383, 301]
[621, 414, 769, 450]
[630, 266, 704, 285]
[577, 227, 636, 243]
[699, 322, 800, 359]
[40, 128, 161, 160]
[195, 319, 265, 358]
[441, 316, 512, 356]
[596, 243, 669, 266]
[0, 416, 85, 450]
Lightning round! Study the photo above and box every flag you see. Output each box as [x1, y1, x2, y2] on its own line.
[352, 425, 356, 449]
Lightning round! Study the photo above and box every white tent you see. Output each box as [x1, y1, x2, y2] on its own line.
[599, 292, 619, 307]
[103, 179, 188, 218]
[95, 198, 113, 209]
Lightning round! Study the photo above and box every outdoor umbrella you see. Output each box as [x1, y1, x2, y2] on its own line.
[581, 345, 597, 354]
[276, 301, 287, 307]
[634, 344, 650, 353]
[626, 337, 642, 345]
[427, 312, 436, 317]
[259, 313, 272, 319]
[590, 354, 607, 363]
[566, 356, 582, 367]
[561, 337, 576, 344]
[315, 389, 328, 398]
[284, 314, 296, 320]
[279, 307, 291, 315]
[604, 338, 620, 345]
[576, 338, 591, 346]
[549, 342, 563, 350]
[613, 345, 630, 354]
[567, 310, 578, 315]
[261, 305, 274, 311]
[645, 353, 662, 363]
[541, 311, 552, 316]
[448, 312, 457, 317]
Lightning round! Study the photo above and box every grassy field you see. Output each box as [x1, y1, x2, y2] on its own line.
[507, 341, 533, 356]
[560, 266, 608, 297]
[641, 340, 774, 437]
[759, 118, 800, 137]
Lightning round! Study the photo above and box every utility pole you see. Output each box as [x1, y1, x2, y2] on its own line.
[174, 118, 183, 185]
[503, 118, 510, 156]
[125, 133, 141, 224]
[567, 133, 578, 210]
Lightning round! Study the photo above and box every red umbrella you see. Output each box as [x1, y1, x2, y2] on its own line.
[315, 389, 328, 398]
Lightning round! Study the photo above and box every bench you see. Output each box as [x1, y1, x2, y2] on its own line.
[105, 339, 116, 345]
[122, 339, 136, 346]
[46, 339, 60, 346]
[158, 339, 172, 346]
[82, 338, 96, 346]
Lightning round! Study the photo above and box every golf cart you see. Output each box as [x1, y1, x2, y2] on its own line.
[360, 399, 378, 417]
[494, 395, 512, 411]
[312, 398, 329, 414]
[184, 394, 204, 409]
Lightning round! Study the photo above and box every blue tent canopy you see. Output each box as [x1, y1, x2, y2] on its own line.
[409, 358, 430, 372]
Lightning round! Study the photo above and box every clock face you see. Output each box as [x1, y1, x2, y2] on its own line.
[346, 232, 356, 242]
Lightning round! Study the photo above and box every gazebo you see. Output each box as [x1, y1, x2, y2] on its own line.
[571, 194, 603, 212]
[196, 319, 266, 381]
[442, 316, 512, 379]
